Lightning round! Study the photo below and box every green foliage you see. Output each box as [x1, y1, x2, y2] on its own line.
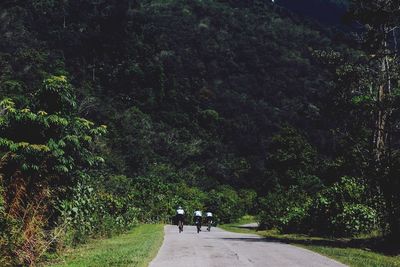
[259, 176, 379, 237]
[5, 0, 335, 197]
[36, 76, 76, 114]
[0, 76, 108, 265]
[47, 224, 164, 267]
[258, 188, 311, 233]
[59, 174, 139, 245]
[107, 106, 155, 174]
[335, 0, 400, 239]
[335, 203, 377, 236]
[0, 77, 106, 177]
[238, 189, 257, 214]
[129, 163, 207, 223]
[310, 176, 378, 236]
[266, 127, 322, 193]
[198, 109, 219, 128]
[60, 175, 97, 244]
[205, 185, 243, 223]
[1, 0, 396, 263]
[0, 183, 13, 267]
[170, 183, 207, 224]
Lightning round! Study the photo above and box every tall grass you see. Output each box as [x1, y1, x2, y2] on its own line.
[44, 224, 164, 267]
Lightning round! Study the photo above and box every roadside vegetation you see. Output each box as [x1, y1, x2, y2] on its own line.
[43, 224, 164, 267]
[1, 0, 400, 265]
[221, 217, 400, 267]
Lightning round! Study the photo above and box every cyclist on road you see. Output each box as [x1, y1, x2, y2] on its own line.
[193, 210, 202, 233]
[176, 206, 185, 233]
[206, 211, 213, 231]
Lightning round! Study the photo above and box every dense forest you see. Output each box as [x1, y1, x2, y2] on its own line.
[1, 0, 400, 265]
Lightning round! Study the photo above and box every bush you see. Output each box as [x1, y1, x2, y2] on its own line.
[258, 187, 311, 233]
[335, 203, 377, 236]
[130, 174, 173, 223]
[59, 176, 98, 245]
[0, 184, 13, 267]
[259, 177, 379, 237]
[170, 183, 206, 224]
[310, 176, 378, 236]
[238, 189, 257, 215]
[0, 175, 50, 266]
[0, 76, 107, 264]
[59, 174, 139, 246]
[129, 164, 209, 224]
[205, 185, 244, 223]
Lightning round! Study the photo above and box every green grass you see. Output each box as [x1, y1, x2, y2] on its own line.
[44, 224, 164, 267]
[306, 245, 400, 267]
[221, 219, 400, 267]
[234, 214, 257, 225]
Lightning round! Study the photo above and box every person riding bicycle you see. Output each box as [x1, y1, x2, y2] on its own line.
[206, 211, 213, 231]
[193, 210, 202, 232]
[176, 206, 185, 232]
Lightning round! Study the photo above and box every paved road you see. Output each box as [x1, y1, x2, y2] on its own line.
[238, 223, 259, 229]
[149, 225, 347, 267]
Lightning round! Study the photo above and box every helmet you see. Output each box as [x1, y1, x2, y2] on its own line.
[178, 206, 182, 209]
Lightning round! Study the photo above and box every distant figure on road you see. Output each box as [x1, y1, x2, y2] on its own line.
[206, 211, 213, 231]
[193, 210, 202, 233]
[176, 206, 185, 233]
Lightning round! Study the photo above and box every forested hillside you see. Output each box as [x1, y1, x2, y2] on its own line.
[1, 0, 400, 266]
[275, 0, 348, 25]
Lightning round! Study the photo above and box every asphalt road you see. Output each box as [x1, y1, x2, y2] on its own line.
[149, 225, 347, 267]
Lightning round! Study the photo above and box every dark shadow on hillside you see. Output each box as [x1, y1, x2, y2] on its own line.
[221, 229, 400, 256]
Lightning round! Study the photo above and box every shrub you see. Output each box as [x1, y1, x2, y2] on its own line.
[0, 183, 13, 267]
[0, 76, 107, 264]
[59, 174, 140, 245]
[258, 187, 311, 233]
[130, 174, 173, 223]
[238, 189, 257, 214]
[59, 175, 98, 245]
[205, 185, 243, 223]
[129, 164, 209, 224]
[335, 203, 377, 236]
[170, 183, 206, 224]
[0, 175, 50, 266]
[310, 176, 378, 236]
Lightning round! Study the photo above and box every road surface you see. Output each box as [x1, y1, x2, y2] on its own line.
[149, 225, 347, 267]
[238, 222, 259, 229]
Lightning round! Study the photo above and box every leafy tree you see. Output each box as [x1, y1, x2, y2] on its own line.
[0, 76, 106, 265]
[310, 176, 378, 236]
[258, 187, 311, 233]
[338, 0, 400, 239]
[4, 0, 397, 262]
[205, 185, 243, 223]
[265, 126, 322, 193]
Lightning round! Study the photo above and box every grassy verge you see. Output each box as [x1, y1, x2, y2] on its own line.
[43, 224, 164, 267]
[221, 219, 400, 267]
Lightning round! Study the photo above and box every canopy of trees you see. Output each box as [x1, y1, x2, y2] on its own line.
[1, 0, 399, 265]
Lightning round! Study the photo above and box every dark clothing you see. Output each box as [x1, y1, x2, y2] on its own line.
[176, 214, 184, 225]
[194, 216, 202, 227]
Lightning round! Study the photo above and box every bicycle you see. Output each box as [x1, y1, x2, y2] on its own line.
[178, 219, 183, 233]
[207, 220, 212, 232]
[195, 217, 201, 233]
[176, 213, 184, 233]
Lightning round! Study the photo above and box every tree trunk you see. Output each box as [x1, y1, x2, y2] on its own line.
[374, 84, 387, 163]
[373, 23, 400, 239]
